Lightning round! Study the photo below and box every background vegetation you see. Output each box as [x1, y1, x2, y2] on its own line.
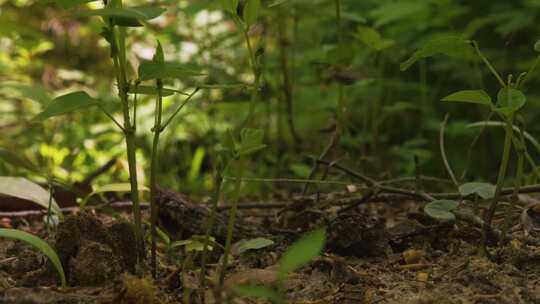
[2, 0, 540, 200]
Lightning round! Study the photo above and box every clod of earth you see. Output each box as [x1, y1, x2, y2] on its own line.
[54, 212, 137, 286]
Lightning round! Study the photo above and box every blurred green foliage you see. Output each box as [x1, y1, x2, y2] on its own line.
[1, 0, 540, 200]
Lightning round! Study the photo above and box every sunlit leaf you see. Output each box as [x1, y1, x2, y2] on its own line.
[441, 90, 492, 106]
[424, 200, 458, 221]
[0, 229, 66, 287]
[459, 182, 495, 199]
[0, 177, 62, 219]
[278, 228, 325, 278]
[33, 91, 99, 121]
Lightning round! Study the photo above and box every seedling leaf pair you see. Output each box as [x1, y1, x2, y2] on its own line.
[441, 88, 526, 117]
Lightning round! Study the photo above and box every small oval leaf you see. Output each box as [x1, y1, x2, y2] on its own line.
[233, 237, 274, 255]
[424, 200, 458, 221]
[441, 90, 492, 106]
[459, 182, 496, 199]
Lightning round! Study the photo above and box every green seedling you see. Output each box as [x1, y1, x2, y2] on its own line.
[35, 0, 171, 266]
[403, 36, 540, 255]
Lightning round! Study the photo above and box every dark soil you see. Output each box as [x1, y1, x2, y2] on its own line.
[1, 193, 539, 304]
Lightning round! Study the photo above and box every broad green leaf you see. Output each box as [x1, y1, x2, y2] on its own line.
[494, 88, 526, 117]
[424, 200, 458, 221]
[441, 90, 492, 106]
[400, 35, 473, 71]
[0, 177, 62, 219]
[356, 26, 394, 51]
[138, 62, 205, 81]
[459, 182, 495, 199]
[76, 6, 166, 20]
[81, 183, 149, 208]
[0, 229, 66, 287]
[33, 91, 99, 121]
[127, 85, 177, 96]
[238, 128, 266, 156]
[233, 285, 283, 303]
[278, 228, 325, 278]
[243, 0, 261, 27]
[0, 148, 38, 172]
[234, 238, 274, 254]
[220, 0, 239, 15]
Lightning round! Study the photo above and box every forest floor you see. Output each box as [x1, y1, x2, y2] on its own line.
[0, 190, 539, 304]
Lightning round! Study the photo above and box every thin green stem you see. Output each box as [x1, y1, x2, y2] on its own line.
[98, 104, 124, 131]
[483, 115, 514, 255]
[199, 169, 224, 287]
[502, 128, 524, 241]
[160, 88, 200, 131]
[471, 41, 506, 88]
[150, 80, 163, 279]
[218, 158, 245, 290]
[109, 19, 144, 262]
[240, 27, 261, 129]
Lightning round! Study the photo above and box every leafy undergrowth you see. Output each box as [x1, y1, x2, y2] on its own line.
[0, 195, 539, 304]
